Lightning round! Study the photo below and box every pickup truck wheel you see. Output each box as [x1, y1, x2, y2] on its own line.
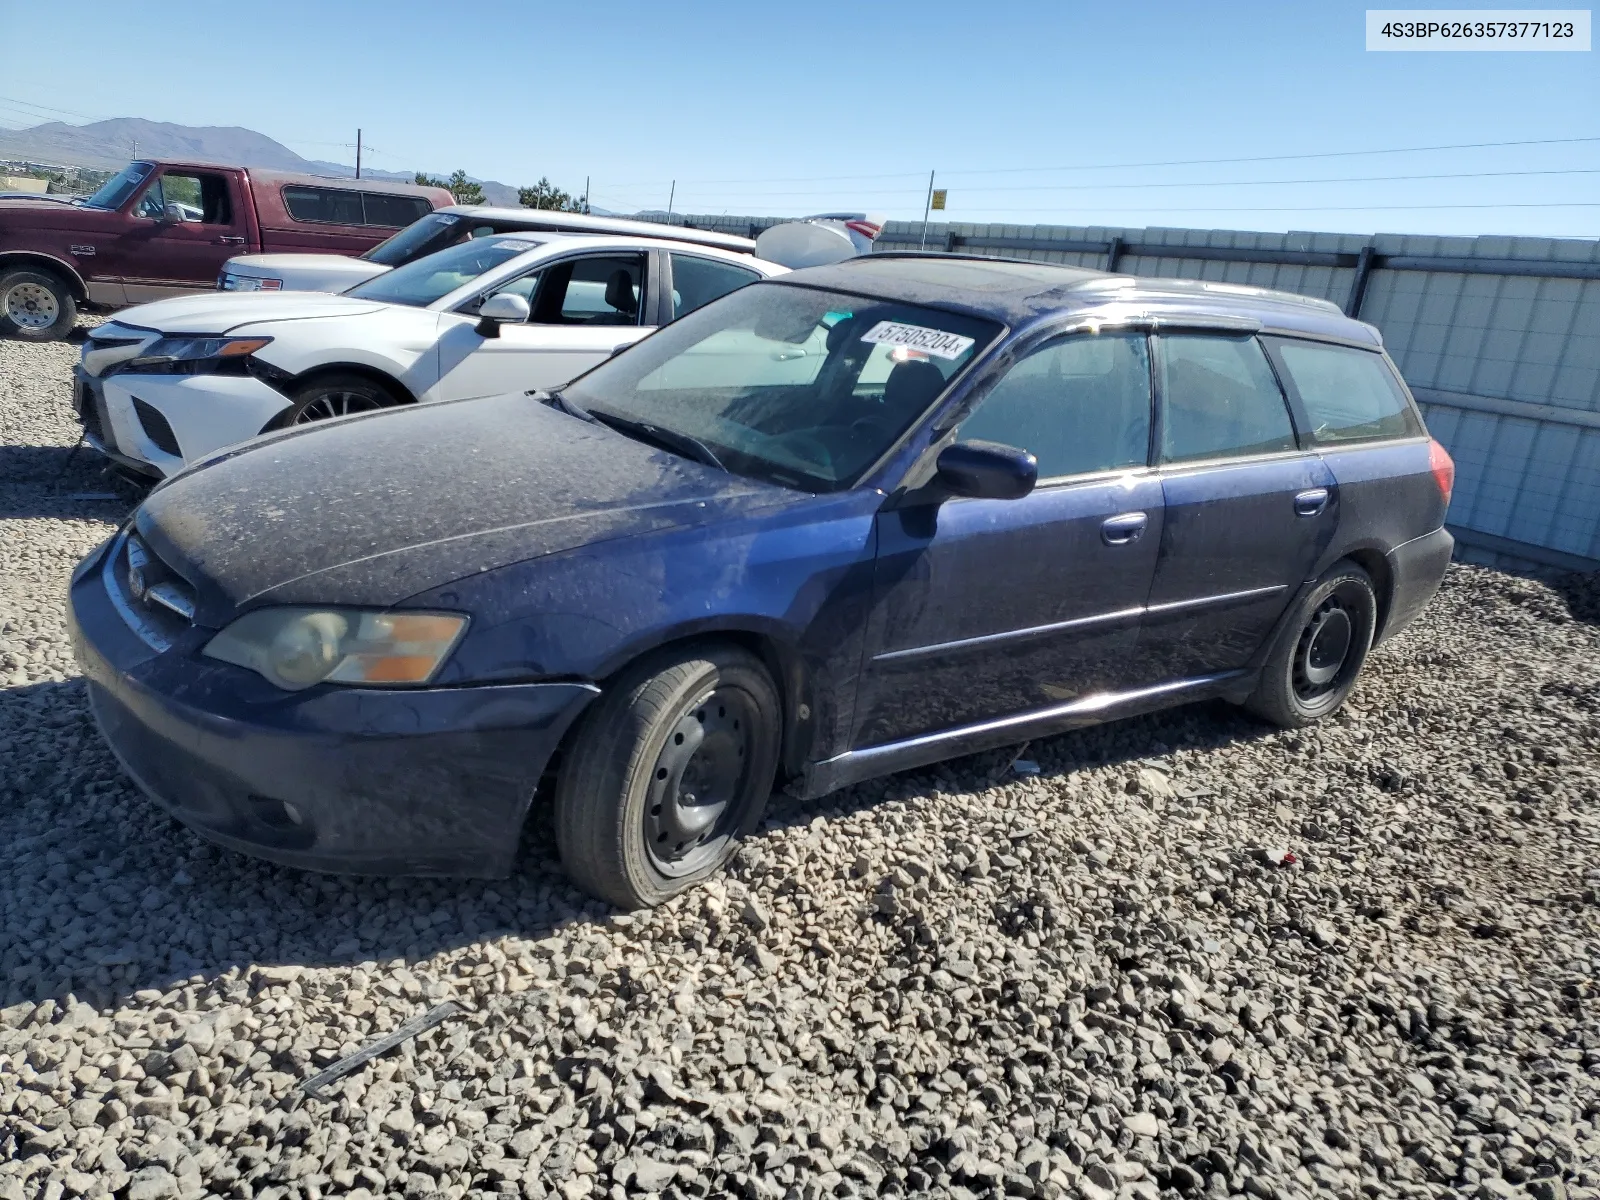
[0, 268, 76, 342]
[554, 645, 781, 909]
[281, 373, 403, 425]
[1244, 563, 1377, 728]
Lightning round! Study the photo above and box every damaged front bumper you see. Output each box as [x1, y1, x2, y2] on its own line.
[68, 538, 599, 877]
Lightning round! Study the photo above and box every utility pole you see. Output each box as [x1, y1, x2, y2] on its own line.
[919, 169, 935, 249]
[355, 129, 362, 179]
[584, 175, 590, 215]
[666, 180, 676, 221]
[132, 138, 138, 160]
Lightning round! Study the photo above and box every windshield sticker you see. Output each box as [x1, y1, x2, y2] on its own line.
[860, 321, 974, 361]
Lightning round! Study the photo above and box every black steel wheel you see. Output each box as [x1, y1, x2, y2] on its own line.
[554, 644, 781, 908]
[1245, 563, 1377, 728]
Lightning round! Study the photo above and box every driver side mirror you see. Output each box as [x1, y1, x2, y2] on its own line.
[934, 440, 1037, 500]
[474, 291, 530, 338]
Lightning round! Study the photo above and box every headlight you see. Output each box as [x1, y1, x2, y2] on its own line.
[122, 335, 273, 374]
[203, 608, 468, 691]
[220, 273, 282, 291]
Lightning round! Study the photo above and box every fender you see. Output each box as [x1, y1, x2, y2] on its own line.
[0, 250, 89, 299]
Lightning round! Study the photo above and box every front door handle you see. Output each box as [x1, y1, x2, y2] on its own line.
[1101, 511, 1148, 545]
[1294, 488, 1330, 517]
[217, 235, 246, 244]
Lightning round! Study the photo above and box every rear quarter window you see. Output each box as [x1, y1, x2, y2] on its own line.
[281, 186, 432, 228]
[1268, 339, 1421, 444]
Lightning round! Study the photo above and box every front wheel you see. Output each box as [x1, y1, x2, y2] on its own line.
[0, 267, 77, 341]
[1245, 563, 1377, 728]
[555, 645, 781, 908]
[278, 372, 403, 426]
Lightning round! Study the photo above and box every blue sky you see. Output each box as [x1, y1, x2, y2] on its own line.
[2, 0, 1595, 237]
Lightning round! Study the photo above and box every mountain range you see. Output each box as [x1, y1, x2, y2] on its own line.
[0, 117, 526, 207]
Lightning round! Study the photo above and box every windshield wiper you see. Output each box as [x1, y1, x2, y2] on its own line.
[587, 408, 727, 472]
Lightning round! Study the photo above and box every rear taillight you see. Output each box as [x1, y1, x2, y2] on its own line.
[1428, 438, 1455, 505]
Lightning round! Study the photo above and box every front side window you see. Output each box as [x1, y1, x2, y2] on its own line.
[1158, 334, 1297, 464]
[83, 162, 152, 210]
[541, 255, 646, 325]
[460, 269, 543, 316]
[957, 333, 1151, 479]
[563, 282, 1000, 490]
[1269, 339, 1421, 444]
[671, 254, 761, 320]
[135, 173, 232, 224]
[345, 236, 546, 307]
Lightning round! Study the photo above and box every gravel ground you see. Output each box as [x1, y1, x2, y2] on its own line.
[2, 324, 1598, 1200]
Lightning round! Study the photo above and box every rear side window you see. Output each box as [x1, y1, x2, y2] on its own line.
[958, 333, 1151, 478]
[1269, 339, 1421, 444]
[1158, 335, 1297, 463]
[283, 186, 433, 227]
[670, 254, 760, 320]
[362, 192, 433, 227]
[283, 186, 363, 225]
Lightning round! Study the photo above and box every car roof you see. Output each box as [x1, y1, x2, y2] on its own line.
[778, 253, 1382, 347]
[433, 205, 757, 254]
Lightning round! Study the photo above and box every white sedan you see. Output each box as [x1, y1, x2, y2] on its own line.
[74, 233, 786, 478]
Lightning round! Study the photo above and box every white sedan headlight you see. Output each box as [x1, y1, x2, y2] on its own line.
[203, 608, 468, 691]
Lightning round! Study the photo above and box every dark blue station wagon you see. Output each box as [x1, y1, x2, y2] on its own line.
[69, 255, 1456, 907]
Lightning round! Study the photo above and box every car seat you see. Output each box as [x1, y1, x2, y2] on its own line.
[603, 269, 639, 323]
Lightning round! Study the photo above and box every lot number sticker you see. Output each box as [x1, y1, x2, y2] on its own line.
[860, 321, 975, 361]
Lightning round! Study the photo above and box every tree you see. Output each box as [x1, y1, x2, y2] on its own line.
[415, 170, 484, 205]
[519, 177, 584, 212]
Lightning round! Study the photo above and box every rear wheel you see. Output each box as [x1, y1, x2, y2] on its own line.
[280, 372, 403, 426]
[555, 644, 781, 908]
[1245, 563, 1377, 728]
[0, 267, 76, 342]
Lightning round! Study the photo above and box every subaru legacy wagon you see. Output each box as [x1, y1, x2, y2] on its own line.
[69, 255, 1454, 907]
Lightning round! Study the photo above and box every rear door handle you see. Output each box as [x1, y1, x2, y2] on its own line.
[1294, 488, 1330, 517]
[1101, 511, 1148, 545]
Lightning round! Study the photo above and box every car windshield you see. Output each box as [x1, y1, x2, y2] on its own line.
[82, 162, 153, 210]
[344, 234, 546, 307]
[563, 282, 1002, 491]
[361, 212, 466, 265]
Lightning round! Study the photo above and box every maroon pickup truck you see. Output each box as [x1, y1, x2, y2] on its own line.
[0, 160, 453, 340]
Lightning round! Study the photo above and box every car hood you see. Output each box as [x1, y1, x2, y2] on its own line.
[134, 393, 794, 621]
[227, 253, 388, 280]
[112, 290, 392, 334]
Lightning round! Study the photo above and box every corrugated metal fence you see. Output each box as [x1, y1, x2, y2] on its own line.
[654, 212, 1600, 571]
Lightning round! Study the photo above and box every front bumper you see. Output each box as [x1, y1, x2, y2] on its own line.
[68, 537, 599, 877]
[73, 365, 293, 478]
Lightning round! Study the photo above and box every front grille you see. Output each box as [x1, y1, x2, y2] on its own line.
[131, 397, 182, 457]
[105, 532, 197, 650]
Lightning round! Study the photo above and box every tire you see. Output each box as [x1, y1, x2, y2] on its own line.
[0, 268, 77, 342]
[1245, 562, 1378, 728]
[278, 372, 404, 426]
[555, 644, 782, 909]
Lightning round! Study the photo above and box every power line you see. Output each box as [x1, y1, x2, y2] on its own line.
[940, 201, 1600, 215]
[594, 134, 1600, 190]
[632, 166, 1600, 207]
